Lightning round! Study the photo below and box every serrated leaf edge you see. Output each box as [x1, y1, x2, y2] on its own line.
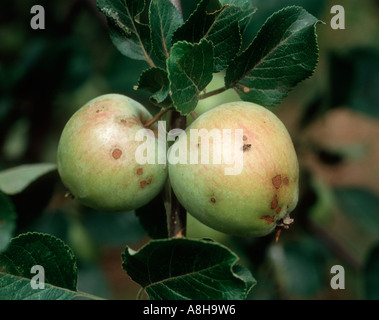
[0, 272, 77, 300]
[1, 232, 78, 291]
[122, 238, 254, 299]
[225, 5, 321, 105]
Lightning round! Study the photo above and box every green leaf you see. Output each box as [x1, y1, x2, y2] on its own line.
[97, 0, 152, 63]
[173, 0, 256, 72]
[364, 242, 379, 300]
[0, 163, 57, 195]
[334, 188, 379, 235]
[172, 0, 216, 44]
[122, 238, 256, 300]
[0, 192, 17, 253]
[280, 237, 329, 298]
[137, 67, 172, 106]
[225, 6, 320, 106]
[0, 232, 78, 300]
[149, 0, 183, 64]
[219, 0, 254, 10]
[167, 39, 214, 115]
[0, 273, 76, 300]
[205, 4, 256, 71]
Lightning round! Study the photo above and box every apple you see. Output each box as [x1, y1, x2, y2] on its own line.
[168, 101, 299, 237]
[57, 94, 167, 212]
[186, 213, 230, 244]
[186, 72, 240, 126]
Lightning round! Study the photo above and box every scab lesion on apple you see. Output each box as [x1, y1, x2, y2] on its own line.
[57, 94, 168, 212]
[57, 93, 299, 240]
[169, 101, 299, 239]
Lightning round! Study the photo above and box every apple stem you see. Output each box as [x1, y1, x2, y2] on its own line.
[199, 87, 227, 100]
[144, 107, 169, 128]
[190, 111, 199, 120]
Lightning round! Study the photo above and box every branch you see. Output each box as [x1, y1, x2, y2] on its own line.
[144, 107, 169, 128]
[199, 87, 227, 100]
[168, 111, 187, 238]
[190, 111, 199, 121]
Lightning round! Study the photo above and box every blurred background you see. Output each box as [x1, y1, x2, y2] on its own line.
[0, 0, 378, 299]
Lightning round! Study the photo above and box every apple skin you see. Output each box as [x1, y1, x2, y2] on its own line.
[168, 101, 299, 237]
[57, 94, 167, 212]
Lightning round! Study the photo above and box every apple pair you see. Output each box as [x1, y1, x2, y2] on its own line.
[57, 93, 298, 238]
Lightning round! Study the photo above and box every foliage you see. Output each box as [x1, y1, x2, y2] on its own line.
[0, 0, 378, 300]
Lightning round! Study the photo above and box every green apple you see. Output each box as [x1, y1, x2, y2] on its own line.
[57, 94, 167, 211]
[168, 101, 299, 237]
[186, 213, 230, 244]
[187, 72, 240, 126]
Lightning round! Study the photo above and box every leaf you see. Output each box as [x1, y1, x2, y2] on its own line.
[280, 237, 329, 298]
[0, 163, 57, 195]
[173, 0, 256, 72]
[219, 0, 254, 10]
[364, 242, 379, 300]
[333, 188, 379, 235]
[225, 6, 320, 106]
[149, 0, 183, 64]
[0, 273, 76, 300]
[0, 192, 17, 253]
[122, 238, 256, 300]
[205, 4, 256, 71]
[167, 39, 214, 115]
[97, 0, 152, 63]
[137, 67, 172, 106]
[0, 232, 78, 300]
[172, 0, 216, 44]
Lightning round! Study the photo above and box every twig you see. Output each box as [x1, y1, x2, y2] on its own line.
[144, 107, 169, 128]
[168, 111, 187, 238]
[190, 111, 199, 120]
[199, 87, 227, 100]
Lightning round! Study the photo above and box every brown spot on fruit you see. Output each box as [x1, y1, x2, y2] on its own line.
[283, 177, 289, 185]
[243, 135, 248, 141]
[120, 119, 127, 124]
[140, 181, 147, 188]
[147, 177, 152, 184]
[242, 144, 252, 151]
[112, 148, 122, 159]
[276, 207, 281, 214]
[210, 197, 216, 203]
[272, 175, 282, 189]
[260, 215, 275, 224]
[137, 168, 143, 175]
[271, 195, 278, 209]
